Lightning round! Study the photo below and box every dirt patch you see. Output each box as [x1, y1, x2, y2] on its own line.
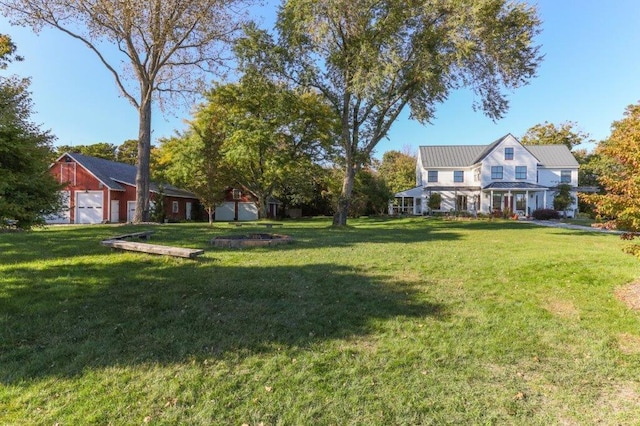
[543, 298, 580, 320]
[617, 333, 640, 355]
[596, 381, 640, 420]
[615, 281, 640, 310]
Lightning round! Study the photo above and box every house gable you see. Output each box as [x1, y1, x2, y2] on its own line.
[477, 134, 539, 188]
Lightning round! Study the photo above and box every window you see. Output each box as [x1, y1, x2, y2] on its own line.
[515, 193, 526, 211]
[505, 147, 514, 160]
[453, 170, 464, 183]
[561, 170, 571, 183]
[427, 170, 438, 182]
[491, 166, 503, 179]
[172, 201, 179, 214]
[232, 189, 242, 199]
[515, 166, 527, 179]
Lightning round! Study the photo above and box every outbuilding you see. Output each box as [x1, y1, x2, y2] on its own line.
[48, 152, 200, 224]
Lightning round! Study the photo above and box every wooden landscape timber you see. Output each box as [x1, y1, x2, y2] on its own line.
[101, 234, 204, 259]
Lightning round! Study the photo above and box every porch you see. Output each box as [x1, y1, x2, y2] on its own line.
[483, 183, 550, 216]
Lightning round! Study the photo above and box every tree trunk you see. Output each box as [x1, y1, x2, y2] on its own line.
[332, 162, 355, 226]
[207, 206, 214, 224]
[257, 194, 268, 219]
[133, 94, 152, 223]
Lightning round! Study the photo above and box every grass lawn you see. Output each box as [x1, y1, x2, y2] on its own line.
[1, 218, 639, 424]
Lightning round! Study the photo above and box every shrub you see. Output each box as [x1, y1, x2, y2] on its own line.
[532, 208, 560, 220]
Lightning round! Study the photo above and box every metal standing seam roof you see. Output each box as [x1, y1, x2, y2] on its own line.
[63, 152, 197, 198]
[526, 145, 579, 167]
[419, 134, 578, 168]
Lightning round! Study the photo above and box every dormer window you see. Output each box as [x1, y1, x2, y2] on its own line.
[453, 171, 464, 183]
[504, 147, 514, 160]
[427, 171, 438, 182]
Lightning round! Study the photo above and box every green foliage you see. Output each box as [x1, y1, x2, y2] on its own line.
[54, 142, 117, 161]
[266, 0, 543, 225]
[201, 70, 338, 218]
[0, 34, 23, 69]
[377, 150, 417, 194]
[532, 208, 560, 220]
[553, 183, 575, 217]
[585, 103, 640, 232]
[324, 167, 393, 217]
[156, 114, 229, 224]
[116, 139, 138, 165]
[0, 76, 62, 229]
[427, 192, 442, 211]
[521, 121, 591, 150]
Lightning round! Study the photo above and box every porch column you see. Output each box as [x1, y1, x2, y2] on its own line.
[525, 190, 530, 216]
[543, 190, 547, 209]
[507, 190, 512, 211]
[490, 190, 494, 211]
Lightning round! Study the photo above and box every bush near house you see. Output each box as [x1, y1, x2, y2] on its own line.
[532, 208, 561, 220]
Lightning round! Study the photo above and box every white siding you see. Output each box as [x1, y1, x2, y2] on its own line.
[480, 136, 538, 187]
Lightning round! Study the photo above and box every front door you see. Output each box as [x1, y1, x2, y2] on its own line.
[186, 202, 192, 220]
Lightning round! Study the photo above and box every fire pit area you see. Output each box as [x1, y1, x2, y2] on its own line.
[210, 233, 293, 248]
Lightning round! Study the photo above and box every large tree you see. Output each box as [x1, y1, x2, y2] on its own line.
[203, 71, 337, 218]
[264, 0, 542, 225]
[0, 36, 61, 229]
[158, 106, 230, 224]
[584, 103, 640, 234]
[1, 0, 251, 222]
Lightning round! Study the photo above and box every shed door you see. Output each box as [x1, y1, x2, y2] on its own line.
[76, 191, 103, 224]
[127, 201, 136, 222]
[110, 200, 120, 223]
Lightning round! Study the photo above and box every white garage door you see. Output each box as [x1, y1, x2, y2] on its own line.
[214, 202, 235, 221]
[46, 191, 71, 224]
[76, 191, 104, 224]
[238, 202, 258, 221]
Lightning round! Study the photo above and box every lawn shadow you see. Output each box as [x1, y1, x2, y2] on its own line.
[0, 259, 445, 383]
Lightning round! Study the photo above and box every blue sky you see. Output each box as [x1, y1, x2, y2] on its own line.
[1, 0, 639, 157]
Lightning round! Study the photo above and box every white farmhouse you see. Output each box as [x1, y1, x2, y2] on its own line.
[392, 134, 579, 217]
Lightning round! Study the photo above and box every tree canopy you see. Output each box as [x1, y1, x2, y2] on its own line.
[521, 121, 591, 150]
[584, 102, 640, 234]
[258, 0, 543, 225]
[0, 36, 61, 229]
[377, 149, 417, 194]
[0, 0, 251, 222]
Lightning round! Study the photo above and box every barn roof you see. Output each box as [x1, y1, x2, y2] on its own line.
[58, 152, 196, 198]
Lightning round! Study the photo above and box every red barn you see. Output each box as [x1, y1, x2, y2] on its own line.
[48, 153, 200, 224]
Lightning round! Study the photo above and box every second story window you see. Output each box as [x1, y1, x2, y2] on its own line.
[505, 147, 514, 160]
[491, 166, 503, 180]
[428, 170, 438, 182]
[515, 166, 527, 179]
[453, 170, 464, 183]
[561, 170, 571, 183]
